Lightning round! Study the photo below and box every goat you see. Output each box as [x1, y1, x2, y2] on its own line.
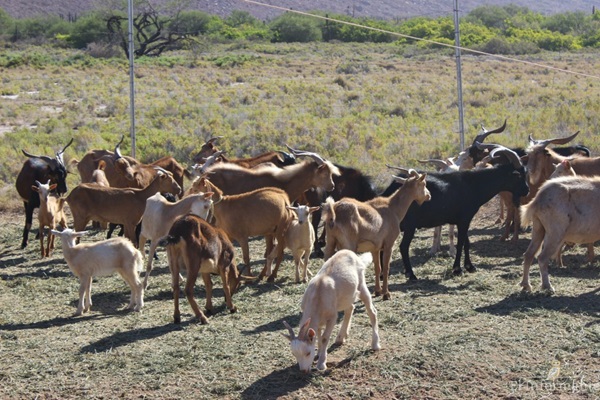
[32, 180, 67, 258]
[138, 191, 214, 289]
[270, 205, 320, 283]
[520, 176, 600, 293]
[383, 145, 529, 280]
[50, 229, 144, 316]
[299, 163, 378, 257]
[203, 146, 340, 203]
[66, 170, 181, 246]
[192, 178, 293, 281]
[282, 250, 380, 372]
[323, 170, 431, 299]
[16, 138, 73, 248]
[162, 214, 241, 324]
[192, 136, 296, 168]
[74, 136, 191, 194]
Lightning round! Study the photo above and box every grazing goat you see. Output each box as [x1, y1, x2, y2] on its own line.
[66, 170, 181, 246]
[282, 250, 380, 372]
[323, 170, 430, 299]
[32, 180, 67, 258]
[204, 146, 340, 203]
[192, 178, 293, 281]
[383, 146, 529, 280]
[270, 205, 320, 283]
[50, 229, 144, 316]
[192, 136, 296, 168]
[138, 191, 214, 289]
[162, 214, 241, 324]
[16, 138, 72, 248]
[520, 176, 600, 293]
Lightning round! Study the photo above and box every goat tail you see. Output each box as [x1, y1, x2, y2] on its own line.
[520, 199, 536, 228]
[322, 196, 336, 230]
[158, 234, 180, 247]
[358, 252, 373, 267]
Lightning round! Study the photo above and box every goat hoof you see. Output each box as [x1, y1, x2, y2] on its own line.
[405, 273, 418, 281]
[229, 307, 237, 314]
[452, 268, 463, 276]
[466, 265, 477, 273]
[266, 275, 276, 283]
[204, 308, 214, 316]
[382, 293, 391, 301]
[173, 316, 181, 324]
[199, 317, 209, 325]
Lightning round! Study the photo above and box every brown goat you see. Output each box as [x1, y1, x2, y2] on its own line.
[204, 148, 340, 203]
[163, 214, 241, 324]
[66, 171, 181, 246]
[192, 136, 295, 168]
[193, 178, 293, 281]
[322, 170, 431, 300]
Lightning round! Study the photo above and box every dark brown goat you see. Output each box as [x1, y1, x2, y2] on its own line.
[163, 214, 241, 324]
[16, 138, 73, 248]
[192, 136, 296, 168]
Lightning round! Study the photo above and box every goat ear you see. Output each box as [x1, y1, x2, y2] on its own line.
[418, 173, 427, 182]
[32, 185, 40, 192]
[203, 192, 213, 199]
[306, 328, 316, 342]
[49, 183, 58, 191]
[520, 155, 529, 164]
[309, 206, 320, 213]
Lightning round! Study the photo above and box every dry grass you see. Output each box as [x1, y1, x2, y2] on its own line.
[0, 201, 599, 399]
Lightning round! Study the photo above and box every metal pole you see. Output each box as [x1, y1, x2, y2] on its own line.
[453, 0, 465, 150]
[128, 0, 136, 158]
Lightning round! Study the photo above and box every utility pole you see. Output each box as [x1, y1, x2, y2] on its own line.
[128, 0, 136, 158]
[453, 0, 465, 150]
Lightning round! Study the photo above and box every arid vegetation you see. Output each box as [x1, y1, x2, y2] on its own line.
[0, 42, 599, 399]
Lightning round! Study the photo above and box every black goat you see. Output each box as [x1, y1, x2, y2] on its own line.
[15, 138, 73, 249]
[383, 146, 529, 280]
[302, 164, 378, 257]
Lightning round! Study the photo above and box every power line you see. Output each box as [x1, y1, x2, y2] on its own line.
[242, 0, 600, 80]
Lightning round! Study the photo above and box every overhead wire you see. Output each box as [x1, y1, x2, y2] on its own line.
[242, 0, 600, 80]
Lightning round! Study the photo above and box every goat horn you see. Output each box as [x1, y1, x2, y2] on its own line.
[386, 164, 410, 174]
[418, 159, 450, 171]
[200, 150, 225, 173]
[489, 146, 523, 169]
[114, 135, 125, 159]
[22, 149, 55, 165]
[57, 138, 74, 156]
[206, 136, 223, 145]
[286, 145, 325, 165]
[472, 118, 507, 145]
[529, 131, 580, 149]
[277, 150, 296, 163]
[282, 321, 296, 340]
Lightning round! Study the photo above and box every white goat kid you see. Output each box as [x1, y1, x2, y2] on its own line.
[51, 229, 144, 316]
[283, 250, 380, 372]
[32, 180, 67, 258]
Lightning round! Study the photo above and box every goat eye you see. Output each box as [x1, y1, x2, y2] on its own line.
[306, 352, 311, 357]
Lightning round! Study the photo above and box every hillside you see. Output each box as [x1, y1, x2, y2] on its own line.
[2, 0, 599, 20]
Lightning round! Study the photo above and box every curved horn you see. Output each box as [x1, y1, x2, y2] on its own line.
[529, 131, 580, 149]
[472, 118, 507, 145]
[489, 146, 522, 169]
[282, 321, 296, 340]
[386, 164, 410, 174]
[277, 150, 296, 163]
[22, 149, 54, 165]
[57, 138, 74, 156]
[286, 145, 325, 165]
[200, 150, 225, 174]
[206, 136, 223, 145]
[153, 166, 170, 175]
[114, 135, 125, 159]
[418, 159, 450, 171]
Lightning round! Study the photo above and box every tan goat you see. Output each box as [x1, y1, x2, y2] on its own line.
[323, 170, 431, 300]
[520, 175, 600, 293]
[192, 178, 293, 281]
[66, 170, 181, 246]
[32, 180, 67, 257]
[163, 214, 241, 324]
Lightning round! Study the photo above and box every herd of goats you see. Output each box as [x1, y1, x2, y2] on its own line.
[13, 119, 600, 371]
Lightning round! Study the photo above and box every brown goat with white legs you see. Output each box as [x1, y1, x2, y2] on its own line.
[323, 170, 431, 300]
[32, 180, 67, 257]
[283, 250, 380, 372]
[66, 170, 181, 246]
[192, 178, 293, 281]
[50, 229, 144, 316]
[138, 191, 214, 289]
[162, 214, 241, 324]
[520, 175, 600, 293]
[203, 146, 340, 203]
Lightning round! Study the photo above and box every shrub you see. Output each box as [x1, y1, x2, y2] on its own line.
[69, 12, 109, 49]
[269, 13, 322, 43]
[169, 10, 212, 36]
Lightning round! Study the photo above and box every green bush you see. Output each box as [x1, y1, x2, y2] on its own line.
[169, 10, 212, 36]
[463, 5, 511, 30]
[68, 12, 108, 49]
[269, 13, 322, 43]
